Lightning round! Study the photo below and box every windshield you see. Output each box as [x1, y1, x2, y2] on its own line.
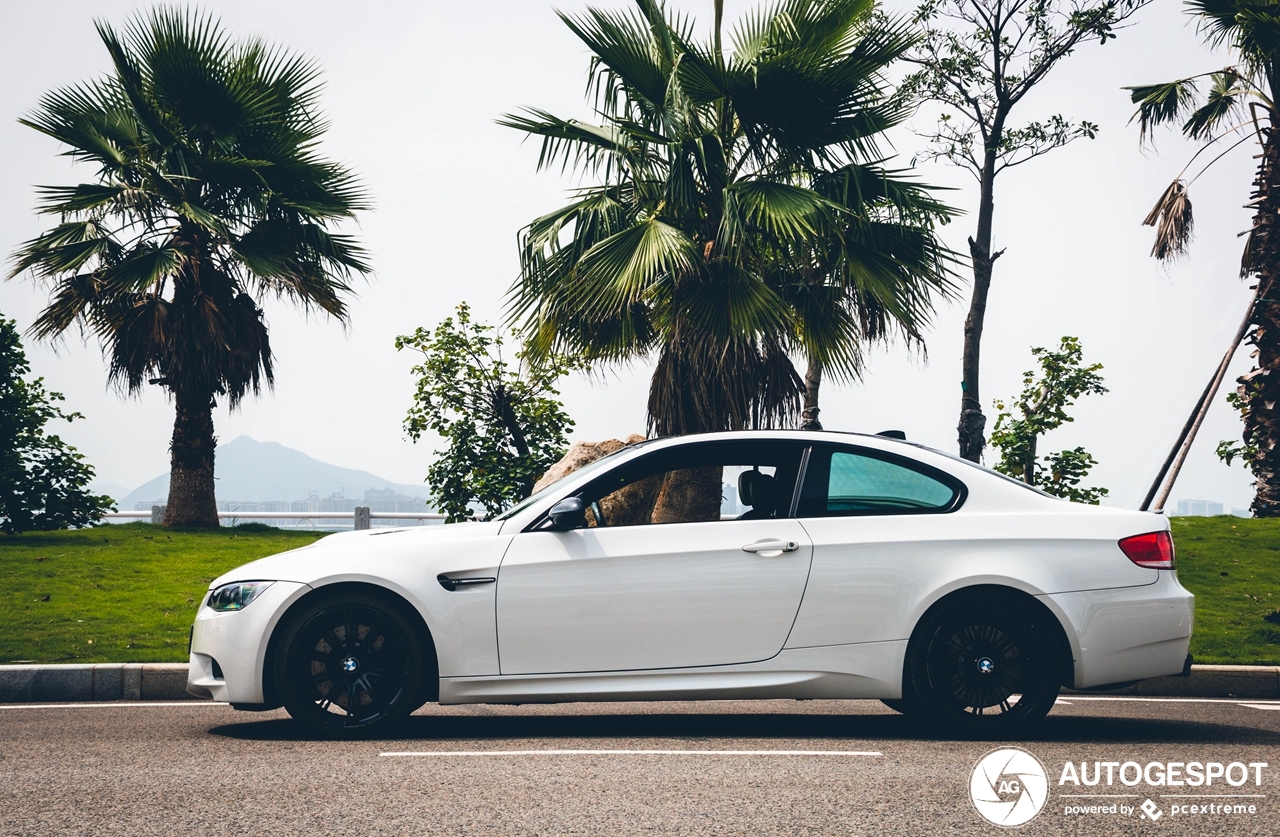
[497, 445, 639, 520]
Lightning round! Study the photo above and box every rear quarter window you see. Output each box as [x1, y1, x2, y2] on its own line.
[797, 445, 964, 517]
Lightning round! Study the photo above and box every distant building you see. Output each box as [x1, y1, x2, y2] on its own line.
[133, 487, 436, 529]
[362, 487, 429, 513]
[1174, 499, 1225, 517]
[218, 500, 290, 513]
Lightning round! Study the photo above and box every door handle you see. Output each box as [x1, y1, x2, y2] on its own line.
[742, 539, 800, 556]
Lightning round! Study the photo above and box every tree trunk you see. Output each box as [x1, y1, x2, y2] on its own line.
[801, 355, 823, 431]
[163, 389, 219, 527]
[1241, 120, 1280, 516]
[495, 384, 535, 499]
[1022, 431, 1037, 486]
[958, 129, 1006, 462]
[651, 466, 723, 524]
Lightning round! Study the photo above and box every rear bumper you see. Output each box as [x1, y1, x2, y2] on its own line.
[1046, 571, 1194, 689]
[186, 581, 310, 703]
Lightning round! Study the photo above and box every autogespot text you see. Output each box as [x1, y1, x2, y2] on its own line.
[1058, 760, 1268, 787]
[1058, 760, 1268, 821]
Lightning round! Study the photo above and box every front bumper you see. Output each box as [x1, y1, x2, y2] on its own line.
[1047, 570, 1194, 689]
[187, 581, 311, 703]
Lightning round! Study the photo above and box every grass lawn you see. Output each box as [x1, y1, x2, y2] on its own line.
[0, 523, 326, 663]
[0, 516, 1277, 666]
[1170, 515, 1280, 666]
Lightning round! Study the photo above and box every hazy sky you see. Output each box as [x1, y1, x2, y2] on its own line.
[0, 0, 1262, 510]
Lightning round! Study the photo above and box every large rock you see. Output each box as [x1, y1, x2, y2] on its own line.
[532, 435, 657, 526]
[532, 435, 647, 493]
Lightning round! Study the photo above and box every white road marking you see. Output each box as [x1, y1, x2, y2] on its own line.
[1054, 699, 1073, 705]
[1064, 696, 1280, 705]
[1239, 703, 1280, 711]
[381, 749, 882, 757]
[0, 702, 227, 709]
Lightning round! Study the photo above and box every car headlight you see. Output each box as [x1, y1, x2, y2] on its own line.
[206, 581, 274, 612]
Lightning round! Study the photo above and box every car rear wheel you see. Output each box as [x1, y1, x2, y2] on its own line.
[907, 595, 1061, 735]
[274, 592, 428, 736]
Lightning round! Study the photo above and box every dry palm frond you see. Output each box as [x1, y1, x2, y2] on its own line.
[1143, 180, 1195, 261]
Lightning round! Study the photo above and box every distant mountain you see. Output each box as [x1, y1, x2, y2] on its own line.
[121, 436, 429, 505]
[89, 481, 131, 504]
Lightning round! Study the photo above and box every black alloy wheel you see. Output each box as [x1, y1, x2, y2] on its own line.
[907, 596, 1061, 735]
[275, 592, 428, 736]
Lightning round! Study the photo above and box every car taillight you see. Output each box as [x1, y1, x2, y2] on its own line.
[1118, 531, 1176, 569]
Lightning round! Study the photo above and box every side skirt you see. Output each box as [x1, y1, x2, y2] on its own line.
[438, 641, 907, 705]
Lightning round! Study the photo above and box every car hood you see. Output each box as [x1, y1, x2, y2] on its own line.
[208, 521, 506, 588]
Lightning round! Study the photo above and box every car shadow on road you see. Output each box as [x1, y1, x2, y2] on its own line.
[208, 709, 1280, 745]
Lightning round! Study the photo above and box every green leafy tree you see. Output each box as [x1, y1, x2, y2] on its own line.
[504, 0, 957, 438]
[1127, 0, 1280, 516]
[901, 0, 1148, 462]
[7, 8, 369, 528]
[989, 336, 1109, 503]
[397, 303, 580, 523]
[0, 315, 114, 534]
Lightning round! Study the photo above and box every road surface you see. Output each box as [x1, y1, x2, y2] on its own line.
[1, 696, 1276, 835]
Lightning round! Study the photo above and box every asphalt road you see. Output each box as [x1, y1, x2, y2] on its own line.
[1, 696, 1277, 836]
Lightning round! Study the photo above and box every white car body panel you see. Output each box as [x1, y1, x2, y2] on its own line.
[440, 641, 908, 704]
[187, 430, 1195, 707]
[189, 580, 311, 703]
[787, 512, 1158, 649]
[496, 519, 813, 673]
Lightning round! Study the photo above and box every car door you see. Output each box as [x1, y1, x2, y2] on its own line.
[784, 443, 966, 649]
[496, 440, 814, 675]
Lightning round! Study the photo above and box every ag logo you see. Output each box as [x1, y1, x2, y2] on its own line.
[970, 747, 1049, 827]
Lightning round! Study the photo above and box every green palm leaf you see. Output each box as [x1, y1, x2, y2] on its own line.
[507, 0, 957, 435]
[8, 5, 369, 527]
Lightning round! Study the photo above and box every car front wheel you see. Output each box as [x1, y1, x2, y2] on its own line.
[907, 595, 1061, 735]
[274, 592, 429, 736]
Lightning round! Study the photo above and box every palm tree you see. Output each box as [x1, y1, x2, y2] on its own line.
[1127, 0, 1280, 515]
[8, 8, 369, 527]
[503, 0, 957, 439]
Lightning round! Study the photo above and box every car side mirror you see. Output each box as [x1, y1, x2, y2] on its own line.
[546, 497, 586, 530]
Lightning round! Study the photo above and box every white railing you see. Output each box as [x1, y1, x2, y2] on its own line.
[103, 509, 445, 530]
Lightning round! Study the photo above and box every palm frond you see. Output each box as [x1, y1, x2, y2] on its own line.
[1182, 71, 1246, 139]
[505, 0, 957, 434]
[13, 4, 367, 407]
[1142, 179, 1194, 261]
[558, 5, 670, 113]
[570, 218, 698, 318]
[1187, 0, 1244, 48]
[498, 108, 636, 174]
[1126, 78, 1202, 145]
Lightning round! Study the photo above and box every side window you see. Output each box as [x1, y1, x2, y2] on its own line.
[797, 446, 960, 517]
[579, 441, 803, 527]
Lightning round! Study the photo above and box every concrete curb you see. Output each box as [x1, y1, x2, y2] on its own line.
[0, 663, 1276, 704]
[0, 664, 197, 702]
[1064, 665, 1280, 700]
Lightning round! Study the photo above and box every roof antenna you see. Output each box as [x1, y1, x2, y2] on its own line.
[876, 430, 906, 440]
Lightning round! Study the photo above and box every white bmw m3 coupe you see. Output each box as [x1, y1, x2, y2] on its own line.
[188, 430, 1193, 736]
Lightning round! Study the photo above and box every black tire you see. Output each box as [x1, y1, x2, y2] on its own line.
[273, 591, 430, 737]
[907, 595, 1061, 736]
